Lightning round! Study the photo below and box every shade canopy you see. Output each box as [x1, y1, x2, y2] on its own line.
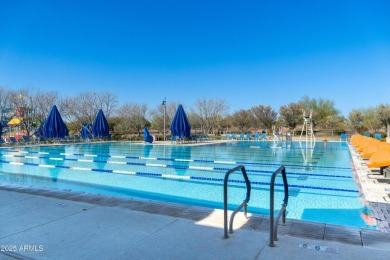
[170, 104, 191, 138]
[81, 123, 93, 139]
[44, 105, 69, 138]
[144, 127, 153, 143]
[92, 109, 110, 138]
[7, 117, 21, 126]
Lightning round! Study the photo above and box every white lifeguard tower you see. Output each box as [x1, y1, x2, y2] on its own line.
[272, 125, 283, 142]
[300, 110, 315, 142]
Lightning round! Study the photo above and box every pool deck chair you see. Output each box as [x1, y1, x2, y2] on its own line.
[1, 138, 9, 146]
[188, 134, 199, 142]
[22, 135, 31, 144]
[232, 133, 237, 140]
[254, 133, 260, 140]
[261, 133, 268, 140]
[239, 133, 245, 140]
[340, 133, 347, 141]
[9, 137, 18, 145]
[172, 135, 183, 143]
[245, 133, 251, 140]
[74, 135, 81, 142]
[201, 134, 212, 141]
[374, 133, 382, 140]
[22, 135, 38, 145]
[363, 133, 370, 137]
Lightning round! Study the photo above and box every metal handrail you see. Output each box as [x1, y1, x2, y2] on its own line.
[269, 166, 289, 247]
[224, 165, 251, 238]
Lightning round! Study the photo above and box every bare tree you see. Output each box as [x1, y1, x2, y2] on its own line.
[191, 98, 228, 134]
[0, 87, 13, 120]
[60, 91, 118, 131]
[251, 105, 278, 132]
[33, 91, 58, 122]
[115, 103, 149, 136]
[150, 101, 180, 133]
[95, 91, 118, 119]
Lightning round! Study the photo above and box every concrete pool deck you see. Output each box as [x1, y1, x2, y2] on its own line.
[1, 183, 390, 260]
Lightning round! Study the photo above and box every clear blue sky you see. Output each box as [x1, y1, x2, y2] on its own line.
[0, 0, 389, 115]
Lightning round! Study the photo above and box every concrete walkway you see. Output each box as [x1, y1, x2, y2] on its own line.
[1, 187, 389, 260]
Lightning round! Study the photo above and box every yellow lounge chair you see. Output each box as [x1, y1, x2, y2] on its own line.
[367, 148, 390, 169]
[361, 142, 390, 159]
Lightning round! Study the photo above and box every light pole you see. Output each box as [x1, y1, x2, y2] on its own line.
[162, 97, 166, 141]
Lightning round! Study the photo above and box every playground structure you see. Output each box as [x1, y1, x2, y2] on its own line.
[300, 109, 315, 142]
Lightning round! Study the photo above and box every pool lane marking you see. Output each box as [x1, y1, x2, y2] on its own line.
[0, 158, 358, 193]
[49, 157, 63, 161]
[9, 162, 23, 165]
[78, 159, 93, 163]
[5, 149, 351, 171]
[25, 156, 39, 159]
[84, 154, 98, 157]
[107, 161, 127, 165]
[162, 174, 190, 180]
[1, 153, 353, 179]
[146, 163, 167, 168]
[214, 161, 236, 165]
[140, 157, 157, 160]
[112, 170, 136, 175]
[39, 164, 55, 168]
[175, 159, 193, 162]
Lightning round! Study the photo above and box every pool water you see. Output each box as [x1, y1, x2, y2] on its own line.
[0, 141, 374, 229]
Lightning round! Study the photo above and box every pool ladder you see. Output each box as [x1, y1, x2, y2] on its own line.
[223, 165, 289, 247]
[223, 165, 251, 239]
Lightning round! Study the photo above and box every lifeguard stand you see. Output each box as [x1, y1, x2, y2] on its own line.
[272, 125, 283, 142]
[300, 110, 315, 142]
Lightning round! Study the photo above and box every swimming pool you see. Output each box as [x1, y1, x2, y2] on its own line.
[0, 141, 374, 229]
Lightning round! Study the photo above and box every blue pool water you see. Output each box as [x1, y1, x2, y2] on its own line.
[0, 141, 374, 228]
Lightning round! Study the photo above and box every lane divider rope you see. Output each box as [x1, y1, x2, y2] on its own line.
[2, 153, 352, 179]
[0, 158, 358, 193]
[3, 149, 352, 170]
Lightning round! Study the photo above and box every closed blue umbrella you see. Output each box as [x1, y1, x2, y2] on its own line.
[44, 105, 68, 138]
[92, 109, 109, 138]
[81, 123, 93, 139]
[170, 104, 191, 138]
[144, 127, 153, 143]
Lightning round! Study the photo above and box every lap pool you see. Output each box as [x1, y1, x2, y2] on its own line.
[0, 140, 375, 229]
